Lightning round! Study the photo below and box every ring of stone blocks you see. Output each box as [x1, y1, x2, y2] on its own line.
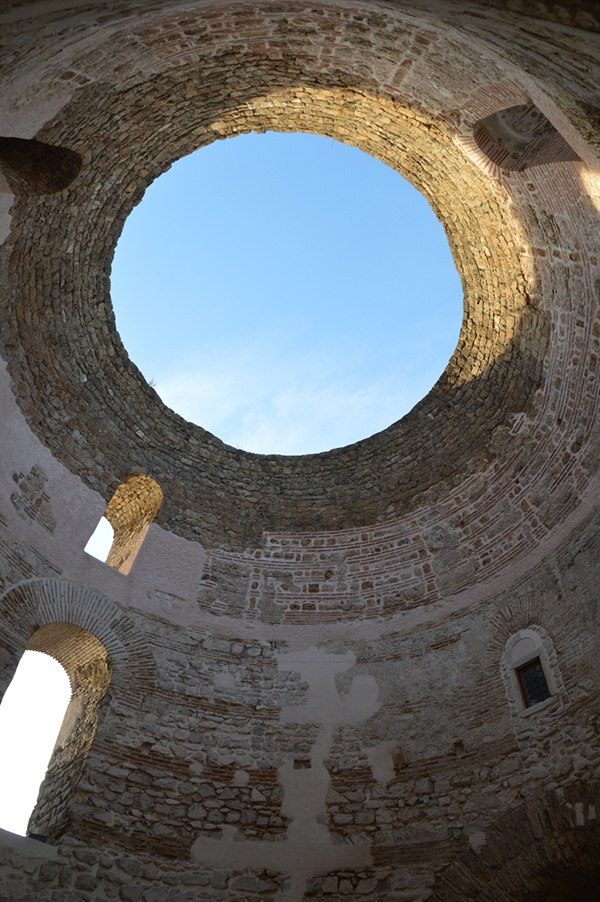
[2, 3, 581, 552]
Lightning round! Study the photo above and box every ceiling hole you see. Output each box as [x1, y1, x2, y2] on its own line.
[112, 132, 463, 455]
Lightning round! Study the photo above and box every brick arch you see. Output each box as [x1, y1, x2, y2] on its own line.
[0, 578, 156, 707]
[495, 624, 571, 731]
[484, 591, 593, 722]
[27, 622, 109, 690]
[431, 782, 600, 901]
[485, 589, 592, 660]
[24, 622, 112, 842]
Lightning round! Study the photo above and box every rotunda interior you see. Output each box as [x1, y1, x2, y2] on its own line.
[0, 1, 598, 900]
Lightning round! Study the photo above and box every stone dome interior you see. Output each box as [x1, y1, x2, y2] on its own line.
[0, 1, 598, 900]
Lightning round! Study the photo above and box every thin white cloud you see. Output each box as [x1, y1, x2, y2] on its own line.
[154, 334, 441, 455]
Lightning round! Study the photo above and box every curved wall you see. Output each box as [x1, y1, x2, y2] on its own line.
[0, 2, 598, 900]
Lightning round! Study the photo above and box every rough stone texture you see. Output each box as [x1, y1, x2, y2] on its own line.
[103, 474, 163, 574]
[10, 465, 56, 534]
[0, 1, 598, 900]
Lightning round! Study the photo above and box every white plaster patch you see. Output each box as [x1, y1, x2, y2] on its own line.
[0, 828, 57, 859]
[190, 827, 370, 902]
[467, 829, 487, 853]
[191, 647, 378, 900]
[0, 88, 74, 137]
[213, 670, 236, 690]
[366, 741, 397, 784]
[276, 646, 379, 725]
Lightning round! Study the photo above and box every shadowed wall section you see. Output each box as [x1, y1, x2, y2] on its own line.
[432, 783, 600, 902]
[473, 103, 581, 171]
[0, 137, 82, 196]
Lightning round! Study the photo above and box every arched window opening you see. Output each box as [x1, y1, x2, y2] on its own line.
[0, 651, 71, 837]
[473, 102, 580, 171]
[84, 515, 114, 562]
[85, 473, 163, 575]
[501, 627, 565, 718]
[515, 656, 551, 709]
[0, 623, 111, 843]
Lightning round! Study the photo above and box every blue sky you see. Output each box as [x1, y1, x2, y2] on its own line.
[0, 134, 463, 835]
[112, 132, 463, 455]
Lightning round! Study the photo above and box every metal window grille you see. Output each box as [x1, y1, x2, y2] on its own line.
[516, 657, 551, 708]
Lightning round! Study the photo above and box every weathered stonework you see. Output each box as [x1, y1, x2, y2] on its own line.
[10, 466, 56, 534]
[0, 1, 598, 900]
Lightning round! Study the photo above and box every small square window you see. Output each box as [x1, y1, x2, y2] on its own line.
[516, 657, 551, 708]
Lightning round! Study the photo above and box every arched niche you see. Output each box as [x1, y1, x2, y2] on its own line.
[0, 136, 82, 196]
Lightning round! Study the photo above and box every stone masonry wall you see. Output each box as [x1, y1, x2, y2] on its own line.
[0, 1, 598, 900]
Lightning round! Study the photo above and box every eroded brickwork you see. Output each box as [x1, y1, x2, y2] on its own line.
[10, 466, 56, 533]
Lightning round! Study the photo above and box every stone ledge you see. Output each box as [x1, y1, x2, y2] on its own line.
[0, 828, 57, 859]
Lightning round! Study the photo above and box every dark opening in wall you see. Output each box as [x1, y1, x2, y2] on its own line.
[515, 657, 552, 708]
[502, 627, 564, 717]
[523, 865, 600, 902]
[473, 102, 581, 171]
[0, 136, 82, 195]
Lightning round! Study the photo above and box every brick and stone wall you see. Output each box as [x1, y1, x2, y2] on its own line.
[0, 1, 598, 900]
